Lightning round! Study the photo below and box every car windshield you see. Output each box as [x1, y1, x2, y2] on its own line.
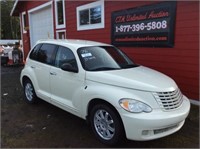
[77, 46, 139, 71]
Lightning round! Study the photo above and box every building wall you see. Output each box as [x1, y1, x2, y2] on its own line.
[66, 1, 199, 100]
[18, 1, 50, 59]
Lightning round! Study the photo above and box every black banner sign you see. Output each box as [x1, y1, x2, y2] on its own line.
[111, 2, 177, 47]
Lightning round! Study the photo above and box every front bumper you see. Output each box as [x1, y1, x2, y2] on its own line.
[119, 95, 190, 141]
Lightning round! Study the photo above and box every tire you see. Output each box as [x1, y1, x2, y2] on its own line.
[90, 104, 125, 146]
[23, 79, 38, 104]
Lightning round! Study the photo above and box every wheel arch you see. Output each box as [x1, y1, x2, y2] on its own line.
[22, 75, 37, 92]
[86, 98, 126, 144]
[86, 98, 125, 131]
[22, 75, 32, 87]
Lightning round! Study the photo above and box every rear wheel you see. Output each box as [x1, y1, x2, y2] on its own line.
[23, 79, 38, 104]
[90, 104, 125, 146]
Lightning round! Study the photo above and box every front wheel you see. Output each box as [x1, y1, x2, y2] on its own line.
[90, 104, 125, 146]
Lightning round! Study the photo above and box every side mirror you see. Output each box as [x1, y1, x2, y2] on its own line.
[61, 63, 78, 73]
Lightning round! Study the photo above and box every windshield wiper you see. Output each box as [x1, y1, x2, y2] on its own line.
[122, 64, 139, 69]
[90, 67, 121, 71]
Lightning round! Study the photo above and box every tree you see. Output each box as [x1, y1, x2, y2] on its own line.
[0, 0, 20, 39]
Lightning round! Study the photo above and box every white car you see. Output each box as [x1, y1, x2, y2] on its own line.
[20, 39, 190, 145]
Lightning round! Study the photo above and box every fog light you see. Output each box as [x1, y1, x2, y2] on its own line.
[142, 130, 149, 135]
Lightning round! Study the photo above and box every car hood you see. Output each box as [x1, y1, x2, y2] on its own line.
[86, 66, 178, 92]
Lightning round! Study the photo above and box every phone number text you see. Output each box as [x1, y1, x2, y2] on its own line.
[115, 20, 167, 33]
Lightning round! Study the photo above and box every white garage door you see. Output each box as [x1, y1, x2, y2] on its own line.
[29, 5, 54, 48]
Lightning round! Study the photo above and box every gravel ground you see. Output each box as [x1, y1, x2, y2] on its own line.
[1, 66, 199, 148]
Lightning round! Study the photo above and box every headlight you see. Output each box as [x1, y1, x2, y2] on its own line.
[119, 98, 152, 113]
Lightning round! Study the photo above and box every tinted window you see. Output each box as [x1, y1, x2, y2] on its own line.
[55, 46, 78, 69]
[37, 44, 57, 65]
[29, 44, 42, 60]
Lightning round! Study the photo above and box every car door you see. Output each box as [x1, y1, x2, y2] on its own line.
[29, 43, 57, 102]
[50, 46, 85, 115]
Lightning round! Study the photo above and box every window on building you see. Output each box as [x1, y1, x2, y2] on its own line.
[56, 30, 66, 39]
[90, 6, 101, 24]
[22, 12, 27, 33]
[79, 9, 89, 25]
[76, 0, 104, 31]
[55, 0, 66, 29]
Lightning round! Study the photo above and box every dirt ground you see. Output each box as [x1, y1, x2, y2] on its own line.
[1, 66, 199, 148]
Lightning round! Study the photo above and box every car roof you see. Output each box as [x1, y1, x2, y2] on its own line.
[36, 39, 111, 49]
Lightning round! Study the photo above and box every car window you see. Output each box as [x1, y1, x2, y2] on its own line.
[77, 46, 138, 71]
[55, 46, 78, 69]
[29, 44, 42, 60]
[37, 44, 57, 65]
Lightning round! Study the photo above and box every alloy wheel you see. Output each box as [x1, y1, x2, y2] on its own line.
[93, 109, 115, 140]
[25, 83, 34, 101]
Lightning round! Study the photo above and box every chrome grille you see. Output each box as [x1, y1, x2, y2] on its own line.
[153, 89, 183, 111]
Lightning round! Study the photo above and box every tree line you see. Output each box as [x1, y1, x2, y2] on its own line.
[1, 0, 20, 39]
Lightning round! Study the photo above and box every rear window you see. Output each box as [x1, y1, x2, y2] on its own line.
[29, 43, 57, 65]
[37, 44, 57, 65]
[29, 44, 42, 60]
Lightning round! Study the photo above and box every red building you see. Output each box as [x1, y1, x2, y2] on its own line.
[11, 0, 199, 101]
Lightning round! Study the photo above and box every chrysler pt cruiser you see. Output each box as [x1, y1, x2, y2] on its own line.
[20, 39, 190, 145]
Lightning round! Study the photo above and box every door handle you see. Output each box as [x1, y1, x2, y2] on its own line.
[50, 72, 57, 75]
